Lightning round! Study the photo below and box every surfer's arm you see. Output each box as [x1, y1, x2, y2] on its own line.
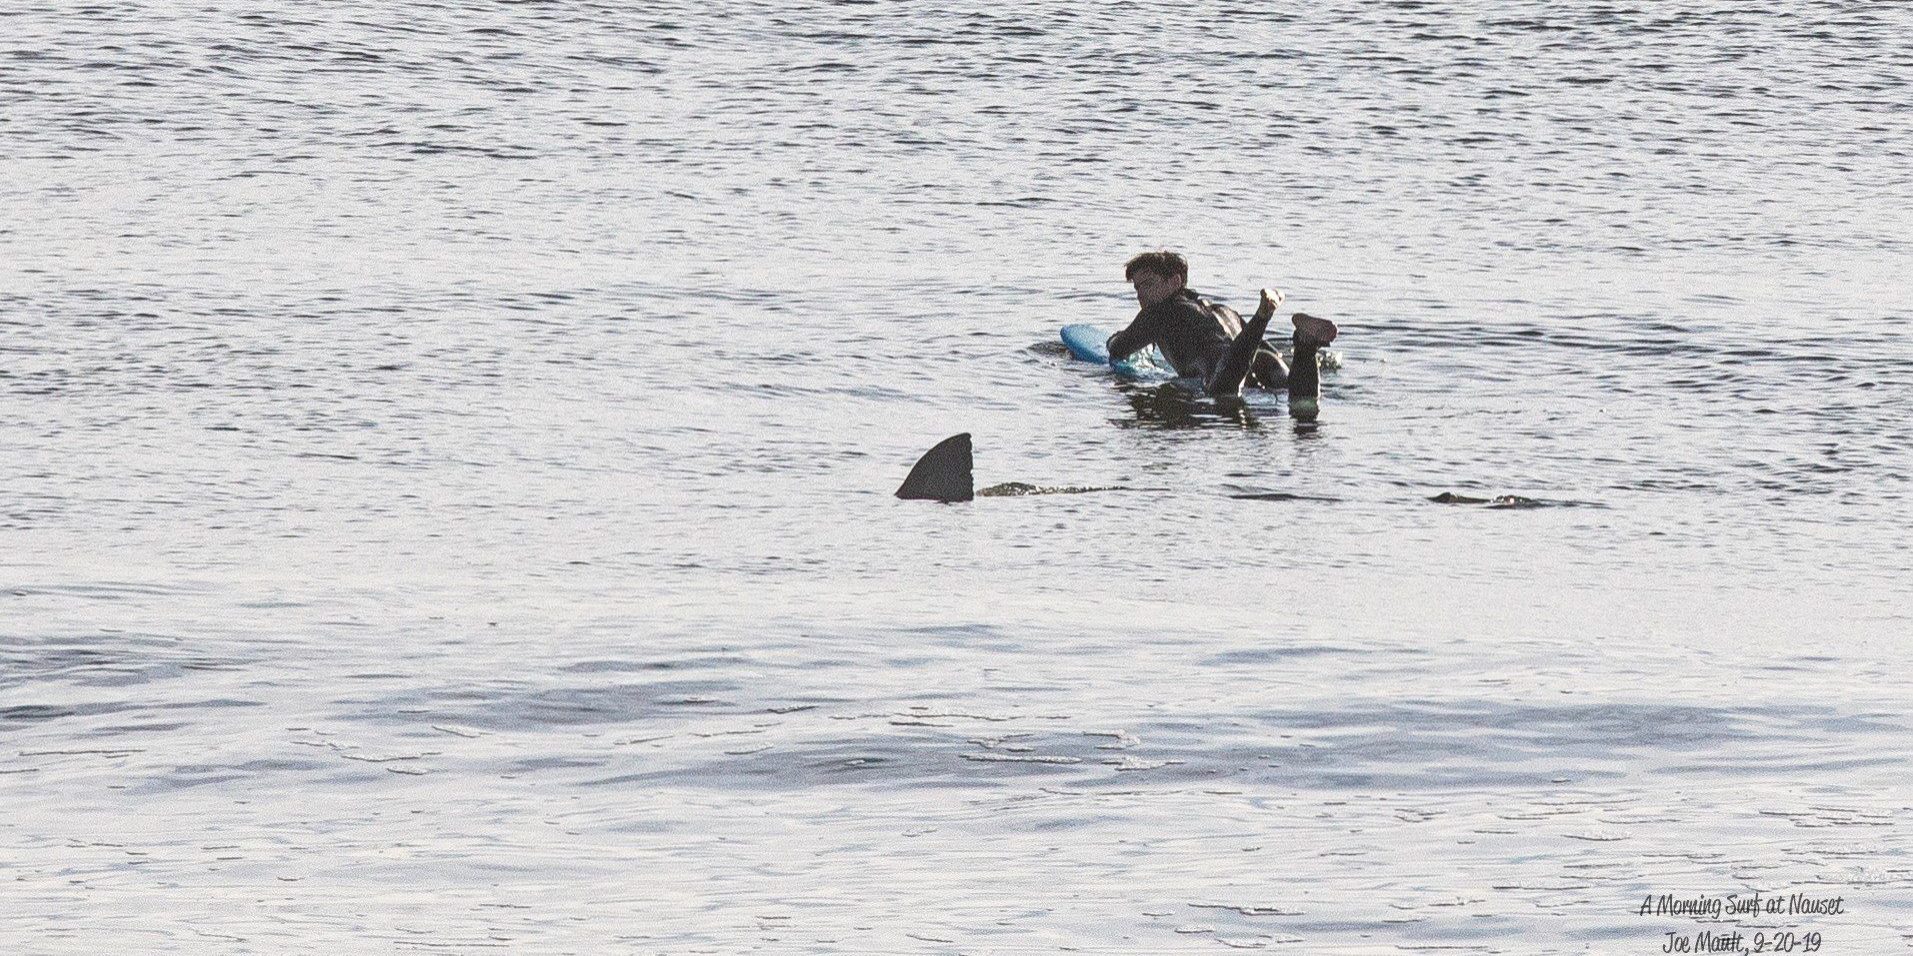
[1105, 312, 1157, 363]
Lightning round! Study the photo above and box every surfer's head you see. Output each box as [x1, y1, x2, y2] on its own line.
[1124, 250, 1187, 308]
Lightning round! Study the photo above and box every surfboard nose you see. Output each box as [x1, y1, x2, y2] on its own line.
[895, 433, 974, 502]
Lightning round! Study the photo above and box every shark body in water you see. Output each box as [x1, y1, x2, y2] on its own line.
[894, 433, 1577, 509]
[893, 433, 1122, 502]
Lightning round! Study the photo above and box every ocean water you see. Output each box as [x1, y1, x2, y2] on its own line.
[4, 2, 1910, 952]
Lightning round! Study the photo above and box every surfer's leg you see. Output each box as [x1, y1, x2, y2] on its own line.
[1249, 345, 1289, 389]
[1206, 288, 1283, 398]
[1287, 312, 1339, 421]
[1212, 300, 1287, 387]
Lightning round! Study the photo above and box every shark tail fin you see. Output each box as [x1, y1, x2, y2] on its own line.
[895, 433, 973, 502]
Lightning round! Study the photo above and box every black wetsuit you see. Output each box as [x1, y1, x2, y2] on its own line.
[1107, 289, 1280, 395]
[1107, 289, 1234, 380]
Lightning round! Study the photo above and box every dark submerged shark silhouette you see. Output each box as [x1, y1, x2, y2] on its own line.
[894, 433, 1128, 502]
[896, 435, 1578, 508]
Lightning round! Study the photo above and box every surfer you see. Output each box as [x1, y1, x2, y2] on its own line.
[1107, 251, 1339, 418]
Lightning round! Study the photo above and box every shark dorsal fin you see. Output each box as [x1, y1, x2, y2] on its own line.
[895, 433, 973, 502]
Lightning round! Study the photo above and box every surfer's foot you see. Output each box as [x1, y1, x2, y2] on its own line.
[1291, 312, 1337, 349]
[1253, 287, 1284, 322]
[1287, 313, 1333, 421]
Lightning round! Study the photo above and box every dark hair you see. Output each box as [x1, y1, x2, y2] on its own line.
[1124, 250, 1188, 284]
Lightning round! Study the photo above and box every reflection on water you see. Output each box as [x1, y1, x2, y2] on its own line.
[1117, 382, 1265, 429]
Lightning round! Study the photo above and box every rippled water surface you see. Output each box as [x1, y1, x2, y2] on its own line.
[5, 2, 1911, 952]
